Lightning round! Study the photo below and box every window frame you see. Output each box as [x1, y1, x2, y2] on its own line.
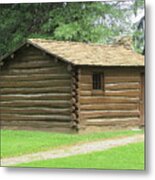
[92, 72, 104, 95]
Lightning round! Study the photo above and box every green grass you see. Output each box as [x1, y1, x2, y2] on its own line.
[17, 142, 144, 170]
[1, 129, 143, 158]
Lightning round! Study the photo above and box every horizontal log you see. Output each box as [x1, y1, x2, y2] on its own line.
[0, 74, 71, 81]
[72, 77, 78, 84]
[72, 110, 79, 116]
[86, 118, 140, 126]
[0, 79, 71, 88]
[72, 87, 79, 92]
[72, 108, 78, 114]
[80, 90, 140, 97]
[80, 96, 140, 104]
[72, 97, 78, 104]
[1, 67, 68, 75]
[80, 69, 140, 75]
[105, 90, 140, 97]
[105, 82, 140, 90]
[78, 75, 140, 87]
[9, 60, 60, 69]
[80, 66, 141, 74]
[23, 127, 75, 133]
[105, 76, 140, 83]
[86, 117, 140, 123]
[16, 48, 41, 55]
[13, 54, 52, 62]
[80, 91, 92, 96]
[0, 107, 71, 115]
[72, 101, 78, 107]
[92, 90, 104, 96]
[3, 127, 76, 133]
[105, 70, 140, 76]
[0, 93, 71, 101]
[1, 114, 71, 121]
[18, 49, 52, 58]
[0, 87, 71, 94]
[80, 103, 139, 111]
[80, 76, 92, 84]
[71, 114, 77, 121]
[8, 59, 47, 65]
[1, 120, 72, 128]
[72, 91, 78, 96]
[12, 57, 49, 63]
[80, 84, 92, 91]
[1, 100, 71, 107]
[79, 70, 90, 76]
[72, 83, 79, 89]
[1, 125, 75, 133]
[72, 106, 77, 111]
[80, 110, 140, 119]
[70, 121, 78, 128]
[72, 103, 78, 110]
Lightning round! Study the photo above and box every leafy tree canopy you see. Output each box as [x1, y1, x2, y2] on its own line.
[0, 1, 144, 57]
[132, 0, 145, 54]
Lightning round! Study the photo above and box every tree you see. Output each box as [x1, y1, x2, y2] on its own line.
[132, 0, 145, 54]
[0, 1, 144, 57]
[0, 3, 62, 56]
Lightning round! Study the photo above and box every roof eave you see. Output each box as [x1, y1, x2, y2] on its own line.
[0, 39, 145, 67]
[0, 41, 26, 62]
[0, 40, 75, 66]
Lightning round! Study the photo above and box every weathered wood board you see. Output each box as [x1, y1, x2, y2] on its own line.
[78, 67, 144, 130]
[0, 45, 145, 133]
[0, 45, 74, 132]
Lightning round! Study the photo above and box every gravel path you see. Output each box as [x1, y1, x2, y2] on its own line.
[1, 134, 144, 166]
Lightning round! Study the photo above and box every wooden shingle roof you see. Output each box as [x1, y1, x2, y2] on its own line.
[0, 38, 144, 67]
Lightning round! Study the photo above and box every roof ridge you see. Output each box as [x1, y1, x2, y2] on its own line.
[28, 38, 117, 48]
[0, 38, 144, 67]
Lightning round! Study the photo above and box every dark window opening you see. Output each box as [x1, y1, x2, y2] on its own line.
[92, 73, 102, 90]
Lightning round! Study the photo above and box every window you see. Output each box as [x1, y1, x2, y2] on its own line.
[92, 73, 102, 90]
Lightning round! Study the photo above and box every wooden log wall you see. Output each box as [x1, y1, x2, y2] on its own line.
[71, 68, 80, 131]
[79, 67, 144, 129]
[0, 45, 74, 133]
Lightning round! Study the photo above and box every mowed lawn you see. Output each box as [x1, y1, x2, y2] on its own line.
[17, 142, 144, 170]
[1, 129, 143, 158]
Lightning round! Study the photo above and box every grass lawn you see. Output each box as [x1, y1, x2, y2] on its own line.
[17, 142, 144, 170]
[1, 129, 143, 158]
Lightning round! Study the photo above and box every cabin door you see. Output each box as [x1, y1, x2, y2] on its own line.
[140, 73, 144, 126]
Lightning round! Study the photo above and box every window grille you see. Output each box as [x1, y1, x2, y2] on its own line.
[92, 73, 102, 90]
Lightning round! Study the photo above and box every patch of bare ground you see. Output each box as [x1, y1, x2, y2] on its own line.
[1, 134, 144, 166]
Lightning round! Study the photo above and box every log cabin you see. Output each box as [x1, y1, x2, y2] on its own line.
[0, 39, 145, 133]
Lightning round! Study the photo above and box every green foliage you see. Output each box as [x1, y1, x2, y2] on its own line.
[133, 0, 144, 16]
[0, 1, 145, 57]
[1, 129, 143, 158]
[0, 3, 60, 56]
[18, 142, 144, 170]
[132, 0, 145, 54]
[133, 29, 144, 54]
[0, 1, 136, 57]
[40, 2, 126, 43]
[54, 23, 80, 41]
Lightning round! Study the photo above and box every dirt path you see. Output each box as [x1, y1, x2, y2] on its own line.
[1, 134, 144, 166]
